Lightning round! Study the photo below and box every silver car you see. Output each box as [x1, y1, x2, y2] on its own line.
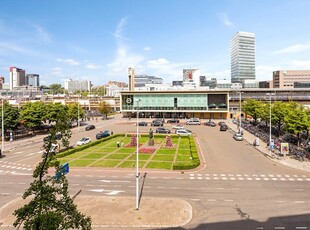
[233, 133, 243, 141]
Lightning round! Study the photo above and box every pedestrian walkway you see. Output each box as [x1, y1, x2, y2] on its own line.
[227, 120, 310, 173]
[0, 196, 192, 229]
[188, 173, 310, 182]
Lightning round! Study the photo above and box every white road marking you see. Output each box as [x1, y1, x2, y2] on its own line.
[224, 199, 234, 202]
[190, 199, 200, 201]
[296, 227, 308, 229]
[274, 227, 285, 230]
[294, 201, 306, 204]
[207, 199, 216, 202]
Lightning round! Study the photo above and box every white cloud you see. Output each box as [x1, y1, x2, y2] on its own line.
[147, 58, 170, 67]
[272, 41, 310, 54]
[111, 17, 129, 40]
[143, 46, 152, 51]
[56, 58, 80, 65]
[291, 60, 310, 66]
[218, 13, 235, 28]
[0, 41, 38, 55]
[33, 25, 52, 43]
[85, 64, 101, 69]
[256, 65, 282, 80]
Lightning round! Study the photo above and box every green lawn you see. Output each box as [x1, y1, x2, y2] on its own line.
[57, 134, 199, 170]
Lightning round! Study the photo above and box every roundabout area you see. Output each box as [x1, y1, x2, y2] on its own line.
[57, 134, 200, 170]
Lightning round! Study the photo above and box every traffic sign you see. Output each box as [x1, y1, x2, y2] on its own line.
[55, 163, 69, 180]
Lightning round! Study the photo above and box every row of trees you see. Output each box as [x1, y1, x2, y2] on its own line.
[44, 83, 107, 96]
[242, 99, 310, 140]
[0, 101, 84, 133]
[0, 100, 111, 134]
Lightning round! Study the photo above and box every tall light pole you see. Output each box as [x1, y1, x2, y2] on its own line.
[238, 91, 243, 134]
[1, 96, 4, 157]
[267, 93, 275, 156]
[135, 98, 141, 210]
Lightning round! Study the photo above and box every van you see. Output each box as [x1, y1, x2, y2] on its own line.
[186, 118, 201, 125]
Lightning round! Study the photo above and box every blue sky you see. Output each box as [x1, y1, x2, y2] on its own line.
[1, 0, 310, 86]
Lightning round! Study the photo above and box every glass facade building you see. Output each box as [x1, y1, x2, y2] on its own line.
[231, 31, 256, 83]
[121, 91, 229, 119]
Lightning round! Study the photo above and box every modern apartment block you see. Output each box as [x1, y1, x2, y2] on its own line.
[9, 66, 26, 90]
[273, 70, 310, 88]
[231, 31, 256, 83]
[134, 75, 163, 87]
[183, 68, 200, 87]
[64, 79, 91, 93]
[26, 74, 40, 87]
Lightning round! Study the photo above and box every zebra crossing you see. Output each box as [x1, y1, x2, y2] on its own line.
[189, 173, 310, 182]
[0, 160, 33, 175]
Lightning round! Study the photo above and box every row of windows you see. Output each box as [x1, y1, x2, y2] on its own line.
[122, 106, 228, 111]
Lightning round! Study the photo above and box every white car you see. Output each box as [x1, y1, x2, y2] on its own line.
[172, 124, 184, 130]
[77, 137, 91, 146]
[233, 133, 243, 141]
[176, 129, 192, 136]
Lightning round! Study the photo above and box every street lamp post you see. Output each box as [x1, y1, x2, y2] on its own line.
[1, 96, 4, 157]
[135, 99, 141, 210]
[267, 93, 275, 156]
[238, 91, 242, 134]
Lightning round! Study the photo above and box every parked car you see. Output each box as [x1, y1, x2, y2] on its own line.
[167, 119, 180, 123]
[77, 137, 91, 146]
[96, 130, 110, 140]
[204, 121, 216, 127]
[220, 124, 228, 131]
[137, 121, 148, 126]
[151, 120, 163, 126]
[233, 133, 243, 141]
[176, 129, 192, 136]
[218, 121, 226, 126]
[186, 118, 201, 125]
[85, 124, 96, 131]
[172, 124, 184, 130]
[156, 128, 171, 134]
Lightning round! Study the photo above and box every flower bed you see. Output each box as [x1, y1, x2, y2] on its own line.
[139, 148, 156, 154]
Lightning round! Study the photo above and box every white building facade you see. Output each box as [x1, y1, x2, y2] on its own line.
[231, 31, 256, 83]
[64, 79, 91, 93]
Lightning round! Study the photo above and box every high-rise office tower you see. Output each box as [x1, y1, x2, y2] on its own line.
[9, 66, 26, 90]
[231, 31, 256, 83]
[26, 74, 40, 87]
[128, 67, 135, 91]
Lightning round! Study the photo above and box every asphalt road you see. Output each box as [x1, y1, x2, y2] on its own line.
[0, 115, 309, 230]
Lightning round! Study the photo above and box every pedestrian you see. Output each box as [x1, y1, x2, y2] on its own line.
[117, 141, 120, 148]
[111, 131, 113, 135]
[121, 141, 124, 147]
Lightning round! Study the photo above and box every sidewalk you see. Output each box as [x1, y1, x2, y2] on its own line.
[0, 196, 192, 229]
[227, 120, 310, 173]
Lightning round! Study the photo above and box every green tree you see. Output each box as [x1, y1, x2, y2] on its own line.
[45, 103, 72, 148]
[284, 104, 308, 146]
[20, 102, 46, 130]
[242, 99, 265, 123]
[0, 101, 20, 132]
[49, 83, 64, 94]
[67, 103, 85, 126]
[13, 129, 91, 229]
[271, 101, 289, 136]
[91, 86, 106, 96]
[98, 101, 111, 118]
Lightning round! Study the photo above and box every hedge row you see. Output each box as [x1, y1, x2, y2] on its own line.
[57, 134, 124, 158]
[172, 159, 200, 170]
